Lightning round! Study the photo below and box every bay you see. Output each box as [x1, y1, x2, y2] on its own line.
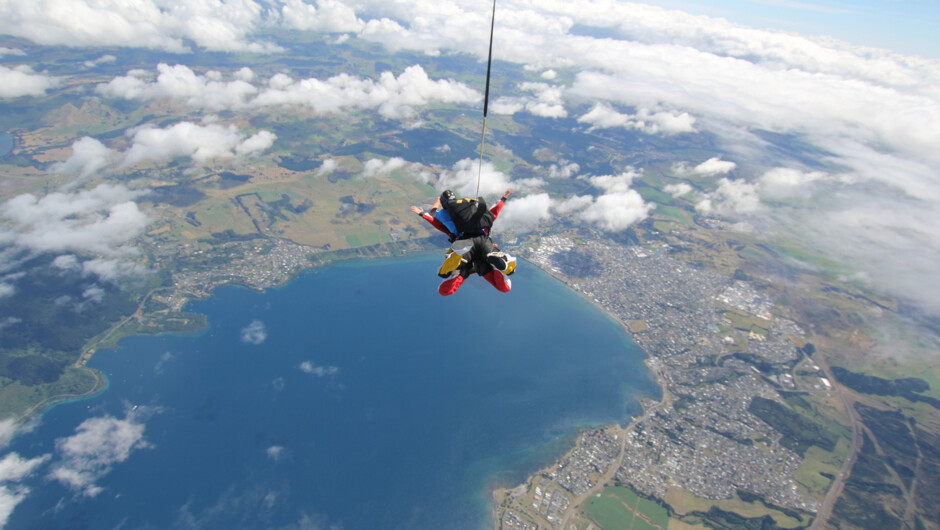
[5, 253, 659, 529]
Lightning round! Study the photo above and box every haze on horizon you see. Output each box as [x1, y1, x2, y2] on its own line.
[640, 0, 940, 59]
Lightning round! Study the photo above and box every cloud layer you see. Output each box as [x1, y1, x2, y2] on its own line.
[0, 0, 280, 53]
[5, 0, 940, 313]
[98, 63, 480, 120]
[331, 0, 939, 313]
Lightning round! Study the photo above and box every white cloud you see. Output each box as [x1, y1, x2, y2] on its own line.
[235, 130, 277, 157]
[547, 161, 580, 179]
[511, 178, 547, 193]
[154, 351, 174, 375]
[101, 64, 481, 120]
[695, 178, 762, 215]
[49, 414, 148, 497]
[492, 82, 567, 118]
[498, 193, 553, 232]
[480, 171, 652, 233]
[241, 320, 267, 345]
[278, 0, 364, 33]
[83, 54, 117, 68]
[81, 258, 149, 282]
[0, 184, 149, 260]
[553, 195, 594, 215]
[315, 158, 338, 176]
[664, 183, 693, 198]
[0, 452, 48, 483]
[97, 63, 258, 110]
[360, 157, 414, 178]
[580, 190, 654, 231]
[122, 122, 275, 166]
[82, 285, 106, 304]
[3, 0, 939, 317]
[0, 0, 281, 53]
[578, 103, 695, 135]
[0, 283, 12, 299]
[586, 170, 641, 194]
[435, 159, 511, 199]
[0, 452, 51, 528]
[251, 64, 480, 119]
[695, 158, 738, 177]
[519, 82, 567, 118]
[808, 193, 940, 314]
[489, 98, 524, 115]
[266, 445, 285, 461]
[0, 65, 59, 98]
[0, 317, 22, 332]
[818, 138, 938, 202]
[299, 361, 339, 377]
[0, 421, 18, 450]
[757, 167, 831, 199]
[52, 255, 80, 274]
[51, 137, 117, 179]
[673, 157, 737, 177]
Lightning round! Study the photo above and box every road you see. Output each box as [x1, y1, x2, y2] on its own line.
[15, 289, 159, 424]
[808, 353, 863, 529]
[558, 424, 630, 530]
[558, 387, 672, 530]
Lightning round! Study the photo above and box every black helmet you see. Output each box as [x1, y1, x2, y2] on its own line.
[440, 189, 456, 207]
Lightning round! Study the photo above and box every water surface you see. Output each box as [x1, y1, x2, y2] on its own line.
[6, 254, 658, 529]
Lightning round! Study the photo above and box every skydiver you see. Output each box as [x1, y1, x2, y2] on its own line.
[410, 188, 516, 296]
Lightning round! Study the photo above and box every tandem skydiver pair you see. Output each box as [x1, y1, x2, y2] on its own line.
[410, 188, 516, 296]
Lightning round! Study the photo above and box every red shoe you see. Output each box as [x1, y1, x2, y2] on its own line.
[438, 272, 465, 296]
[483, 270, 511, 293]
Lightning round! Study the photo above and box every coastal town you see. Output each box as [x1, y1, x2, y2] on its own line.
[495, 234, 834, 529]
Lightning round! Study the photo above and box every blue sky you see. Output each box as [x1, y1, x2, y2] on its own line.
[640, 0, 940, 57]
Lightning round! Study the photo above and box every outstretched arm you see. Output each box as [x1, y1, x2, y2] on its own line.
[411, 205, 453, 237]
[490, 187, 512, 220]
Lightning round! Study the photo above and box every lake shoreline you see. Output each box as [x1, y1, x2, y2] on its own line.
[8, 246, 663, 530]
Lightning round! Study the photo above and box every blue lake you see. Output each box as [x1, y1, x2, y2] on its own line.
[5, 254, 659, 529]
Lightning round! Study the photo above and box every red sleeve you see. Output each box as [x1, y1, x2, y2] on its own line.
[420, 212, 453, 237]
[489, 199, 505, 221]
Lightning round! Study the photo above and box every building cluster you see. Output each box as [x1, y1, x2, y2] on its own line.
[531, 479, 570, 527]
[499, 427, 621, 530]
[550, 428, 622, 496]
[154, 238, 313, 307]
[500, 234, 825, 528]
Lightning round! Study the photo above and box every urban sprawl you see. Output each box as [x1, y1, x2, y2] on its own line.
[496, 235, 829, 529]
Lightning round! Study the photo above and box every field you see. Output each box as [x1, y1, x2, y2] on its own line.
[663, 487, 809, 528]
[582, 487, 670, 530]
